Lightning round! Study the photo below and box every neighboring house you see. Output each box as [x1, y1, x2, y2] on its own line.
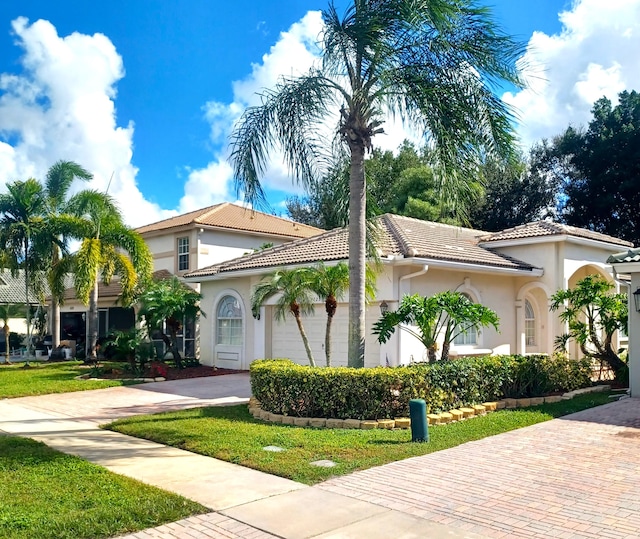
[135, 202, 323, 277]
[58, 204, 323, 356]
[607, 248, 640, 397]
[0, 269, 43, 354]
[185, 214, 632, 370]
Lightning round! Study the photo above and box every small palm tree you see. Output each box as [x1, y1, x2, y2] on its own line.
[64, 191, 152, 360]
[230, 0, 523, 367]
[308, 262, 378, 366]
[0, 303, 26, 364]
[251, 268, 316, 367]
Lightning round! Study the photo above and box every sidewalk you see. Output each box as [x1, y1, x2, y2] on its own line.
[0, 376, 484, 539]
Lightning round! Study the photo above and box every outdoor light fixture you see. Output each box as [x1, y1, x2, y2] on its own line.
[633, 288, 640, 313]
[380, 300, 389, 314]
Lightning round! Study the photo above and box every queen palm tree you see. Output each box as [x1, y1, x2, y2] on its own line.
[64, 191, 152, 360]
[42, 160, 93, 349]
[230, 0, 523, 367]
[0, 179, 47, 362]
[251, 268, 317, 367]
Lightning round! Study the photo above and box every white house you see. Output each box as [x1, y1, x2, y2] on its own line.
[58, 203, 323, 356]
[185, 214, 632, 370]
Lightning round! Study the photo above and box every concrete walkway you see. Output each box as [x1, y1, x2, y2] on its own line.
[1, 377, 640, 538]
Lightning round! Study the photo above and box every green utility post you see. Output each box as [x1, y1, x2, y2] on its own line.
[409, 399, 429, 442]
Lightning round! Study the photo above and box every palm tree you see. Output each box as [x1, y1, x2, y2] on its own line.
[42, 161, 93, 349]
[0, 179, 47, 361]
[230, 0, 523, 367]
[308, 262, 377, 366]
[65, 191, 152, 360]
[251, 268, 317, 367]
[0, 303, 26, 364]
[137, 276, 205, 368]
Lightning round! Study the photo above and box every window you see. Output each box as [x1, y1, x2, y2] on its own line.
[525, 299, 536, 346]
[177, 237, 189, 271]
[217, 295, 243, 345]
[453, 293, 478, 346]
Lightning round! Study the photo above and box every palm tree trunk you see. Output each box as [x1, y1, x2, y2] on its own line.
[87, 274, 99, 361]
[4, 324, 10, 364]
[347, 142, 367, 368]
[24, 237, 31, 364]
[51, 299, 60, 349]
[294, 313, 316, 367]
[325, 314, 332, 367]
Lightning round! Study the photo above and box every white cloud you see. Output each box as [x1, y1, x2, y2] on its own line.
[182, 11, 327, 205]
[0, 17, 173, 227]
[505, 0, 640, 147]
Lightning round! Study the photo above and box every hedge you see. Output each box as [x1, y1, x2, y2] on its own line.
[250, 354, 592, 420]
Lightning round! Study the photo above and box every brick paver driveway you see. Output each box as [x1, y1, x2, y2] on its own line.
[320, 398, 640, 539]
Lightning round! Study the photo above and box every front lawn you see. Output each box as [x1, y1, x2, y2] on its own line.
[107, 392, 612, 485]
[0, 361, 139, 398]
[0, 435, 206, 539]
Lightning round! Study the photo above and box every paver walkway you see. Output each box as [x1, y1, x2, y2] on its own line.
[320, 397, 640, 539]
[2, 376, 640, 538]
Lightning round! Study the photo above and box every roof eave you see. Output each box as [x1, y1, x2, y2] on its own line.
[397, 257, 543, 276]
[479, 234, 631, 251]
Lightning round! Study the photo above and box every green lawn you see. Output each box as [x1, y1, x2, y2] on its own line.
[107, 392, 612, 485]
[0, 361, 139, 398]
[0, 435, 206, 539]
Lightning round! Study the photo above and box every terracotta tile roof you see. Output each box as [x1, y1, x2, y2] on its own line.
[186, 214, 538, 279]
[481, 221, 633, 247]
[607, 248, 640, 264]
[135, 202, 323, 239]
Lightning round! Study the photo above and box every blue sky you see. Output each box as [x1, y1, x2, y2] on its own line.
[0, 1, 638, 227]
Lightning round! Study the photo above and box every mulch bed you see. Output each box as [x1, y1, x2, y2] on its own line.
[84, 364, 245, 381]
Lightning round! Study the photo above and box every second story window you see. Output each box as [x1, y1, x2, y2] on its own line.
[177, 237, 189, 271]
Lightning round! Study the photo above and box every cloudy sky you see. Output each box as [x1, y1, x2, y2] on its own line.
[0, 0, 638, 227]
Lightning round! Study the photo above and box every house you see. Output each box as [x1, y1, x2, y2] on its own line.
[58, 204, 323, 356]
[606, 248, 640, 397]
[185, 214, 632, 370]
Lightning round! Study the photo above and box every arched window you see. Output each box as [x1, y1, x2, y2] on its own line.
[216, 295, 243, 345]
[453, 293, 478, 345]
[525, 299, 536, 346]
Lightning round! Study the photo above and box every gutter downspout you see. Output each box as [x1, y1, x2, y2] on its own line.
[395, 265, 429, 364]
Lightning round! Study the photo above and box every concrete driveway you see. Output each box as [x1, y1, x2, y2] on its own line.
[3, 373, 252, 424]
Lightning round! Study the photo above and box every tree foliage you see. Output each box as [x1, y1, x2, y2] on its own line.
[532, 90, 640, 244]
[550, 274, 628, 380]
[137, 276, 204, 367]
[373, 291, 499, 362]
[231, 0, 523, 367]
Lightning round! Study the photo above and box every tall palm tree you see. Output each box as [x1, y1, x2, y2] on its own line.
[230, 0, 523, 367]
[251, 268, 317, 367]
[42, 160, 93, 349]
[65, 191, 152, 360]
[0, 179, 47, 361]
[308, 262, 377, 366]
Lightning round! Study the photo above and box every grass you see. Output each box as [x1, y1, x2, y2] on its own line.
[107, 391, 612, 485]
[0, 435, 206, 539]
[0, 360, 140, 398]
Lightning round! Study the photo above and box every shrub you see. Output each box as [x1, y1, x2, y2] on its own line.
[250, 354, 593, 419]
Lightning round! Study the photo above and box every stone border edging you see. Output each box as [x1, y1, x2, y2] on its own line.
[75, 374, 166, 383]
[248, 385, 610, 430]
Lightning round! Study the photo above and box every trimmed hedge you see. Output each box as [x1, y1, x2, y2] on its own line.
[250, 355, 592, 420]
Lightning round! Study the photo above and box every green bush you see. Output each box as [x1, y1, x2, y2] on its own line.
[251, 354, 593, 419]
